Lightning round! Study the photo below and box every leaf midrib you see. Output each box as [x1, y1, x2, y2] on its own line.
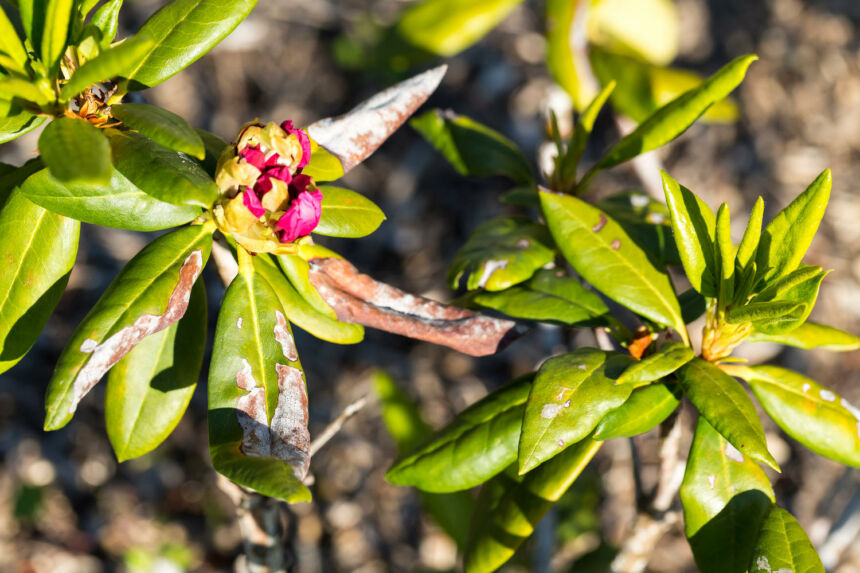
[0, 206, 51, 325]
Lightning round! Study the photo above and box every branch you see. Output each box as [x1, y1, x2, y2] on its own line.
[309, 395, 369, 457]
[307, 257, 526, 356]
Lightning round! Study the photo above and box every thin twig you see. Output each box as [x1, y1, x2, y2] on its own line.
[309, 395, 369, 457]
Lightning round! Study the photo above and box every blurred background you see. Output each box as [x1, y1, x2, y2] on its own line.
[1, 0, 859, 571]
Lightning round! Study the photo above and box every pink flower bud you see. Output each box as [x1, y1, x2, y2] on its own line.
[277, 189, 323, 243]
[282, 120, 312, 169]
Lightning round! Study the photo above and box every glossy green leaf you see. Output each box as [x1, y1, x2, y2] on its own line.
[126, 0, 258, 90]
[650, 66, 739, 123]
[460, 268, 608, 326]
[730, 365, 860, 467]
[448, 217, 554, 292]
[18, 0, 39, 51]
[386, 374, 533, 493]
[679, 288, 707, 323]
[0, 3, 29, 71]
[374, 371, 472, 548]
[756, 170, 830, 284]
[541, 190, 688, 342]
[60, 35, 154, 100]
[315, 186, 386, 238]
[681, 417, 775, 573]
[302, 140, 343, 182]
[596, 55, 757, 170]
[559, 81, 615, 186]
[519, 348, 634, 473]
[0, 113, 45, 144]
[194, 127, 228, 176]
[752, 266, 827, 335]
[105, 278, 206, 462]
[749, 506, 824, 573]
[38, 117, 112, 185]
[726, 301, 806, 331]
[0, 163, 78, 374]
[41, 0, 73, 70]
[662, 171, 717, 296]
[616, 342, 694, 387]
[596, 190, 681, 267]
[464, 439, 601, 573]
[546, 0, 595, 110]
[108, 130, 218, 208]
[44, 225, 213, 430]
[588, 0, 677, 66]
[736, 196, 763, 271]
[715, 202, 734, 303]
[0, 77, 52, 106]
[21, 167, 202, 231]
[255, 254, 363, 345]
[208, 261, 311, 503]
[411, 109, 532, 184]
[745, 321, 860, 351]
[277, 254, 337, 319]
[396, 0, 523, 57]
[594, 382, 680, 440]
[111, 103, 205, 159]
[499, 186, 539, 207]
[88, 0, 122, 49]
[677, 358, 778, 471]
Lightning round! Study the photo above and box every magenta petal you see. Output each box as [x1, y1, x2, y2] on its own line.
[266, 165, 293, 184]
[253, 175, 273, 196]
[239, 145, 266, 170]
[277, 190, 323, 242]
[281, 120, 312, 169]
[290, 174, 312, 194]
[242, 189, 266, 217]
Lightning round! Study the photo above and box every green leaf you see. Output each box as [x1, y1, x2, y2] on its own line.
[677, 358, 779, 471]
[681, 417, 775, 573]
[315, 186, 386, 238]
[448, 217, 555, 292]
[679, 288, 707, 323]
[749, 506, 824, 573]
[302, 140, 343, 183]
[545, 0, 595, 110]
[751, 266, 827, 335]
[108, 130, 218, 208]
[499, 186, 539, 207]
[255, 254, 363, 345]
[0, 112, 45, 144]
[0, 3, 29, 71]
[715, 202, 734, 303]
[519, 348, 634, 473]
[616, 342, 694, 387]
[41, 0, 73, 70]
[88, 0, 122, 49]
[460, 268, 608, 326]
[21, 167, 202, 231]
[596, 55, 757, 170]
[386, 374, 533, 493]
[277, 254, 337, 319]
[756, 170, 831, 284]
[732, 365, 860, 467]
[745, 321, 860, 351]
[596, 190, 681, 267]
[194, 127, 228, 176]
[110, 103, 205, 159]
[126, 0, 258, 90]
[593, 382, 681, 440]
[725, 301, 806, 332]
[208, 261, 311, 503]
[662, 171, 717, 296]
[0, 163, 79, 374]
[105, 278, 206, 462]
[464, 439, 601, 573]
[540, 190, 688, 342]
[396, 0, 523, 57]
[588, 0, 678, 66]
[560, 81, 615, 185]
[38, 117, 112, 185]
[0, 77, 52, 106]
[736, 196, 763, 271]
[374, 371, 472, 548]
[411, 109, 533, 184]
[60, 35, 154, 100]
[44, 224, 213, 431]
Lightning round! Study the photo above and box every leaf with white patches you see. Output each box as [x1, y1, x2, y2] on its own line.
[207, 262, 311, 502]
[105, 279, 207, 462]
[448, 217, 555, 292]
[44, 224, 213, 431]
[0, 161, 79, 374]
[749, 506, 824, 573]
[729, 365, 860, 467]
[593, 382, 681, 440]
[519, 348, 634, 473]
[681, 417, 775, 573]
[306, 65, 446, 174]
